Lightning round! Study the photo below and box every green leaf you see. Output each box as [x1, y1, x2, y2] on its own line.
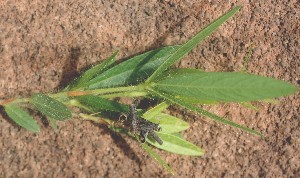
[152, 68, 203, 82]
[146, 6, 241, 82]
[141, 143, 175, 175]
[69, 51, 118, 90]
[83, 46, 180, 89]
[31, 93, 72, 121]
[109, 125, 175, 174]
[142, 102, 169, 119]
[76, 95, 129, 113]
[4, 104, 40, 132]
[261, 99, 279, 104]
[142, 102, 189, 133]
[154, 72, 299, 102]
[147, 132, 204, 156]
[175, 95, 219, 104]
[171, 132, 184, 139]
[240, 102, 259, 111]
[150, 89, 263, 137]
[145, 113, 189, 133]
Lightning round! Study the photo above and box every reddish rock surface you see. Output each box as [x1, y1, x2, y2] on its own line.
[0, 1, 299, 177]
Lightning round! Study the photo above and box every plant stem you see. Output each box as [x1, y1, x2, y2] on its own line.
[0, 83, 150, 106]
[0, 97, 31, 106]
[51, 85, 144, 99]
[100, 91, 148, 98]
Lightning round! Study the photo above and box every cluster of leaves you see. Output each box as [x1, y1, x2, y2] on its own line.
[0, 6, 298, 174]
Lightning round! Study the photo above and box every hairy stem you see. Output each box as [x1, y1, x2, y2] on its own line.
[51, 85, 141, 98]
[0, 84, 148, 106]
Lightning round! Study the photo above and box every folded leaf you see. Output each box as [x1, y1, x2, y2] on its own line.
[108, 125, 175, 174]
[4, 104, 40, 132]
[146, 6, 241, 82]
[142, 102, 189, 133]
[154, 72, 298, 102]
[240, 102, 259, 111]
[69, 51, 118, 90]
[76, 95, 129, 113]
[31, 93, 72, 121]
[171, 132, 184, 139]
[150, 89, 263, 136]
[147, 132, 204, 156]
[84, 46, 180, 89]
[144, 113, 189, 133]
[175, 95, 219, 104]
[142, 102, 169, 119]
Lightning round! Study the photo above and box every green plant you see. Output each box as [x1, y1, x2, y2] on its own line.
[0, 6, 298, 174]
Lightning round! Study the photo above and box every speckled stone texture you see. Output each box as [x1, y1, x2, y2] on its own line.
[0, 1, 299, 177]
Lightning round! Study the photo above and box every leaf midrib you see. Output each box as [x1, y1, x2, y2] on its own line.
[32, 101, 68, 118]
[156, 83, 268, 90]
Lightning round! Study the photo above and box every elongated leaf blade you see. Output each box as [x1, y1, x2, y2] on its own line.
[154, 72, 299, 102]
[70, 51, 118, 90]
[84, 46, 180, 89]
[171, 132, 184, 139]
[142, 102, 189, 133]
[109, 125, 175, 174]
[144, 113, 189, 133]
[4, 104, 40, 132]
[146, 6, 241, 82]
[175, 95, 219, 104]
[76, 95, 129, 113]
[147, 132, 204, 156]
[31, 93, 72, 121]
[141, 143, 175, 175]
[240, 102, 259, 111]
[142, 102, 169, 119]
[150, 89, 263, 136]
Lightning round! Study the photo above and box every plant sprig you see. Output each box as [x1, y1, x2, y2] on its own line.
[1, 6, 298, 174]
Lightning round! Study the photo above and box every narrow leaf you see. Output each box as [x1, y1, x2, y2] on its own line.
[146, 6, 241, 82]
[147, 132, 204, 156]
[142, 102, 169, 119]
[151, 68, 203, 82]
[144, 113, 189, 133]
[141, 143, 175, 175]
[261, 99, 279, 104]
[154, 72, 299, 102]
[142, 102, 189, 133]
[108, 125, 175, 174]
[31, 93, 72, 121]
[76, 95, 129, 113]
[150, 89, 263, 136]
[70, 51, 118, 90]
[175, 95, 219, 104]
[83, 46, 180, 89]
[4, 104, 40, 132]
[240, 102, 259, 111]
[172, 132, 184, 139]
